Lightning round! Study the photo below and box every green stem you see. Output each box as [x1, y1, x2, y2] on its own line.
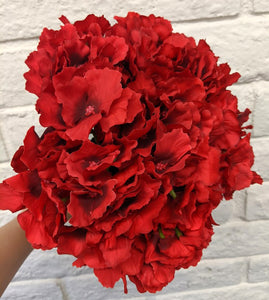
[175, 227, 183, 239]
[61, 197, 69, 204]
[169, 189, 177, 199]
[158, 226, 165, 239]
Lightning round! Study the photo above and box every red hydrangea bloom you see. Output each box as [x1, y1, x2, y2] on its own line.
[0, 11, 262, 294]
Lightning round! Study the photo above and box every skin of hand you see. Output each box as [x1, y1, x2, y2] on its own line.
[0, 217, 33, 296]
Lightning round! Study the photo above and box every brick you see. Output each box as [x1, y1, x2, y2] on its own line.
[0, 90, 36, 110]
[252, 81, 269, 137]
[248, 254, 269, 283]
[62, 274, 132, 300]
[158, 257, 245, 295]
[250, 137, 269, 182]
[123, 298, 148, 300]
[0, 106, 43, 158]
[0, 41, 38, 108]
[229, 83, 256, 125]
[240, 0, 254, 13]
[253, 0, 269, 13]
[246, 181, 269, 220]
[173, 15, 269, 83]
[0, 162, 16, 182]
[60, 258, 245, 299]
[62, 274, 157, 300]
[230, 190, 247, 221]
[0, 211, 18, 227]
[0, 0, 156, 42]
[156, 282, 269, 300]
[0, 132, 9, 162]
[152, 0, 240, 22]
[211, 190, 247, 224]
[2, 279, 63, 300]
[0, 1, 241, 42]
[13, 248, 91, 282]
[212, 198, 233, 224]
[203, 220, 269, 259]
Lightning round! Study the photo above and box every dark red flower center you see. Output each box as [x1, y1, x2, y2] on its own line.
[88, 191, 99, 198]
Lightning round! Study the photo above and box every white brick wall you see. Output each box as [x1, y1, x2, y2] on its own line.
[0, 1, 268, 299]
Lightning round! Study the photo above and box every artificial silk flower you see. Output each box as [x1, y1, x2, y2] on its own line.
[0, 12, 262, 293]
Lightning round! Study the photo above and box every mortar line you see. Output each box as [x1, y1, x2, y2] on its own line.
[0, 125, 10, 161]
[55, 279, 70, 300]
[172, 14, 240, 24]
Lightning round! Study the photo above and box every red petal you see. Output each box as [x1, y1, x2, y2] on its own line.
[11, 146, 28, 173]
[94, 267, 122, 288]
[65, 113, 102, 141]
[57, 229, 87, 256]
[100, 236, 132, 267]
[20, 126, 40, 169]
[17, 211, 56, 250]
[0, 182, 24, 212]
[84, 68, 123, 114]
[68, 180, 117, 226]
[36, 93, 65, 129]
[59, 15, 70, 24]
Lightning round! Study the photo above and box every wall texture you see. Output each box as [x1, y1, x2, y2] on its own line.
[0, 0, 268, 299]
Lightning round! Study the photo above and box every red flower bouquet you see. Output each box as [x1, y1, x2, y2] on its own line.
[0, 12, 262, 293]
